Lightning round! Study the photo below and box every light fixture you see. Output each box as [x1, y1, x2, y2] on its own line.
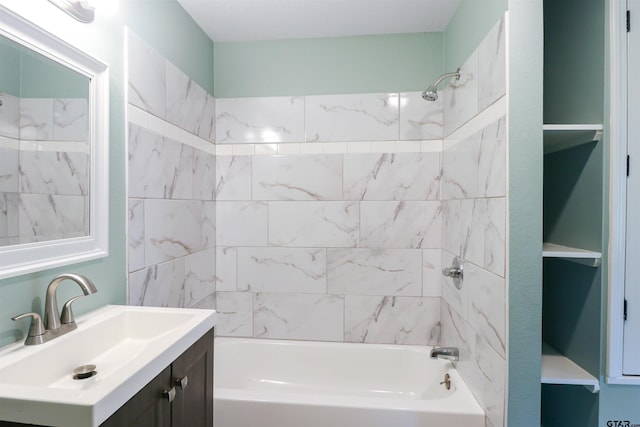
[47, 0, 95, 23]
[47, 0, 118, 23]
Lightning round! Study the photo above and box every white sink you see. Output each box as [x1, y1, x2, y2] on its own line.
[0, 305, 216, 427]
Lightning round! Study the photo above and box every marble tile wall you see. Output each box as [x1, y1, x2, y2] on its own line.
[0, 91, 90, 246]
[440, 16, 507, 427]
[214, 88, 445, 344]
[126, 29, 216, 310]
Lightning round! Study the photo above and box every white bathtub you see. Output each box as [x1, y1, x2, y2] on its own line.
[214, 338, 484, 427]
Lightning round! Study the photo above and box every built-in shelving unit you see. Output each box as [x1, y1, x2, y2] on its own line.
[542, 242, 602, 267]
[541, 343, 600, 393]
[543, 124, 603, 154]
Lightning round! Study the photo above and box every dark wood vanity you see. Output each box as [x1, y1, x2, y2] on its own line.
[0, 329, 213, 427]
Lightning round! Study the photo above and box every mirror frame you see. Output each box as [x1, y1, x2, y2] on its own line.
[0, 5, 109, 280]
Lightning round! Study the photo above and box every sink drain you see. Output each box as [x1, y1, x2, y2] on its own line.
[73, 364, 97, 380]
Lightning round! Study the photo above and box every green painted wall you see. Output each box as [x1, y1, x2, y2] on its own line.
[0, 0, 212, 348]
[543, 0, 605, 124]
[0, 36, 21, 96]
[443, 0, 508, 72]
[213, 33, 443, 98]
[20, 51, 90, 99]
[506, 0, 544, 425]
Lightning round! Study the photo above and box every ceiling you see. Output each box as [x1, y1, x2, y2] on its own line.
[176, 0, 461, 42]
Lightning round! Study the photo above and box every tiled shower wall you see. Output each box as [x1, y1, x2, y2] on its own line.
[0, 94, 89, 245]
[126, 14, 507, 427]
[440, 17, 507, 427]
[126, 30, 217, 310]
[214, 92, 444, 343]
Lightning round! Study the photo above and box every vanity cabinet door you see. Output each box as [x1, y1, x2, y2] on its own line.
[171, 330, 214, 427]
[100, 365, 172, 427]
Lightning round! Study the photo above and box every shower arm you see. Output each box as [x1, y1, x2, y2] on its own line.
[430, 68, 461, 90]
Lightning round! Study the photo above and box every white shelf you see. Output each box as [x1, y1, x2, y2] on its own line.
[542, 242, 602, 267]
[543, 124, 603, 154]
[541, 343, 600, 393]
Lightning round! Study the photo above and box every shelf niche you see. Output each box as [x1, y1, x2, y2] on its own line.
[541, 343, 600, 393]
[542, 242, 602, 268]
[543, 124, 603, 154]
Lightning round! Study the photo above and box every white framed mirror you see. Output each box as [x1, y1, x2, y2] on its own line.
[0, 5, 109, 279]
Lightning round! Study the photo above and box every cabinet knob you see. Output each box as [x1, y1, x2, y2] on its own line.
[176, 376, 189, 389]
[163, 387, 176, 402]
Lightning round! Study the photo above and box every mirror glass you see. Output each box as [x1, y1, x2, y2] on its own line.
[0, 5, 109, 279]
[0, 34, 91, 246]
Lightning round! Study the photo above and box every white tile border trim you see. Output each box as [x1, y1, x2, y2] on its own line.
[215, 139, 444, 156]
[127, 104, 216, 155]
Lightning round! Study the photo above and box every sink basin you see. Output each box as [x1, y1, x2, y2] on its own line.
[0, 305, 216, 427]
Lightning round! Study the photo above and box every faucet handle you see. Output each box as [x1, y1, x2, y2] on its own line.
[12, 313, 45, 344]
[61, 296, 85, 324]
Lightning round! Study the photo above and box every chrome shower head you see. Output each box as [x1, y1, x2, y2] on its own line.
[422, 68, 462, 102]
[422, 86, 438, 101]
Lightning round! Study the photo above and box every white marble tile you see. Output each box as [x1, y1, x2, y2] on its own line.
[192, 149, 216, 201]
[0, 93, 20, 139]
[184, 248, 216, 307]
[197, 94, 216, 142]
[53, 98, 88, 142]
[478, 116, 506, 198]
[442, 132, 481, 200]
[215, 96, 304, 143]
[144, 199, 202, 265]
[440, 299, 475, 370]
[254, 293, 344, 341]
[127, 30, 166, 118]
[252, 154, 342, 201]
[467, 262, 506, 357]
[237, 247, 326, 293]
[0, 143, 19, 192]
[485, 197, 506, 277]
[343, 153, 440, 201]
[472, 335, 506, 427]
[129, 258, 185, 307]
[128, 198, 145, 272]
[327, 248, 422, 296]
[442, 199, 482, 263]
[215, 156, 252, 200]
[422, 249, 441, 297]
[443, 50, 479, 137]
[190, 293, 215, 310]
[20, 98, 53, 141]
[0, 192, 19, 239]
[166, 61, 209, 135]
[216, 201, 268, 246]
[128, 124, 193, 199]
[345, 296, 440, 345]
[399, 92, 443, 140]
[19, 151, 89, 196]
[306, 93, 400, 142]
[360, 201, 441, 249]
[18, 194, 86, 241]
[215, 292, 253, 337]
[201, 200, 216, 249]
[215, 247, 237, 291]
[478, 16, 506, 111]
[269, 201, 359, 247]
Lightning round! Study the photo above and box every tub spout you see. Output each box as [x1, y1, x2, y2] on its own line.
[430, 347, 459, 362]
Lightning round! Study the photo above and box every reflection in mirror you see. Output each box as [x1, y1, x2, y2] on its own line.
[0, 5, 109, 279]
[0, 34, 91, 246]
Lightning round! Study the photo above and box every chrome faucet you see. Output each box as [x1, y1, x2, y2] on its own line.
[11, 273, 98, 345]
[430, 346, 459, 362]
